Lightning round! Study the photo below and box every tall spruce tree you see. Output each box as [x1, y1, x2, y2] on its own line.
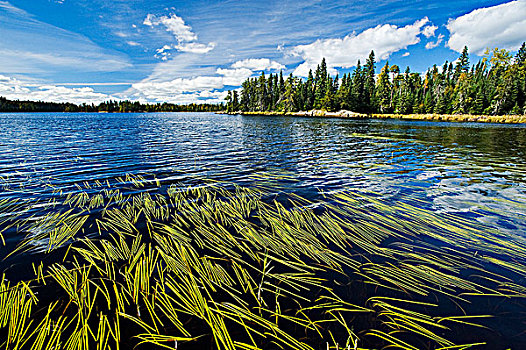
[376, 62, 392, 113]
[364, 50, 377, 112]
[351, 60, 364, 112]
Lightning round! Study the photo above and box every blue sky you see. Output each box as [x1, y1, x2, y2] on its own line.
[0, 0, 525, 104]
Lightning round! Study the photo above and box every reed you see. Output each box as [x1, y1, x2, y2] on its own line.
[228, 111, 526, 124]
[0, 173, 524, 349]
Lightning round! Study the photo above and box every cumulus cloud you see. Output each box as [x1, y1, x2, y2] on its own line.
[132, 77, 223, 97]
[231, 58, 285, 71]
[402, 52, 410, 57]
[154, 45, 173, 60]
[426, 34, 444, 50]
[144, 14, 197, 42]
[129, 55, 288, 103]
[422, 25, 438, 38]
[216, 68, 253, 86]
[130, 67, 253, 103]
[291, 18, 430, 76]
[0, 75, 113, 104]
[130, 90, 226, 105]
[144, 13, 215, 57]
[129, 76, 228, 104]
[447, 0, 526, 54]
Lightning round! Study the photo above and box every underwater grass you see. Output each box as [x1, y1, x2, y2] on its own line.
[0, 173, 524, 349]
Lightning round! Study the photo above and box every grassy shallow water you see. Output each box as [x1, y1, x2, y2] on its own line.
[0, 173, 525, 350]
[227, 111, 526, 124]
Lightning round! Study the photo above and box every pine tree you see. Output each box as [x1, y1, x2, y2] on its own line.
[470, 87, 485, 115]
[350, 60, 364, 112]
[364, 50, 377, 112]
[515, 42, 526, 112]
[278, 71, 285, 96]
[314, 58, 329, 108]
[336, 73, 351, 110]
[424, 91, 434, 113]
[321, 76, 335, 111]
[516, 42, 526, 66]
[283, 74, 296, 112]
[232, 91, 239, 111]
[376, 62, 392, 113]
[454, 46, 470, 82]
[225, 90, 233, 112]
[303, 70, 315, 110]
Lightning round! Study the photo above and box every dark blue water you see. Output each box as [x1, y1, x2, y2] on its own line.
[1, 112, 525, 235]
[1, 112, 526, 348]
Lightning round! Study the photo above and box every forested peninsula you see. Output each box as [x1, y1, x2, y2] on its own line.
[225, 44, 526, 122]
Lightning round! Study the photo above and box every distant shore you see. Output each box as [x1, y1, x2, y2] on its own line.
[219, 110, 526, 124]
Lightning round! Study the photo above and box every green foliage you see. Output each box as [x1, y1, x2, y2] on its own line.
[229, 43, 526, 116]
[376, 62, 392, 113]
[0, 97, 224, 113]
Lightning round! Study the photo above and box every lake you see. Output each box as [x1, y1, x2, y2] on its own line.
[0, 112, 525, 349]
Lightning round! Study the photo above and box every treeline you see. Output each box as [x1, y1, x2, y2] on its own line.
[0, 97, 224, 113]
[226, 43, 526, 115]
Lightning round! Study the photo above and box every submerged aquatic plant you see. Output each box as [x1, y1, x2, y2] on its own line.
[0, 173, 524, 349]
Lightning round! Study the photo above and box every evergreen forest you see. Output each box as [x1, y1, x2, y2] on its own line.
[0, 97, 223, 113]
[226, 44, 526, 116]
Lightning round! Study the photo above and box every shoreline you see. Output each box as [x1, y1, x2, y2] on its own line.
[219, 110, 526, 124]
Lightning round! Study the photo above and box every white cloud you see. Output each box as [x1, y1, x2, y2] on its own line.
[231, 58, 285, 71]
[130, 56, 287, 103]
[290, 18, 430, 76]
[175, 42, 216, 54]
[426, 34, 444, 50]
[155, 45, 172, 60]
[129, 65, 256, 103]
[447, 0, 526, 54]
[129, 77, 228, 104]
[402, 52, 410, 57]
[154, 43, 216, 60]
[144, 13, 197, 42]
[144, 13, 215, 56]
[156, 45, 172, 54]
[130, 68, 252, 102]
[216, 68, 254, 85]
[0, 75, 112, 104]
[126, 41, 140, 47]
[132, 77, 223, 95]
[422, 25, 438, 38]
